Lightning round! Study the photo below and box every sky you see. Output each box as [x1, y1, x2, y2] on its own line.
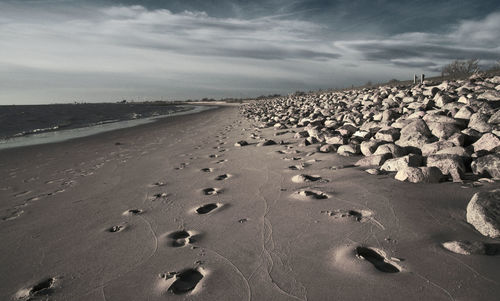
[0, 0, 499, 104]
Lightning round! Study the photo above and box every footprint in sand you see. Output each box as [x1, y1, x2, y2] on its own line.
[215, 159, 227, 164]
[201, 168, 214, 172]
[355, 247, 400, 273]
[15, 277, 57, 300]
[166, 230, 199, 247]
[107, 225, 125, 233]
[292, 190, 329, 200]
[151, 181, 166, 187]
[291, 174, 326, 183]
[123, 209, 143, 216]
[2, 209, 24, 221]
[288, 163, 309, 170]
[160, 268, 205, 295]
[214, 174, 231, 181]
[195, 203, 222, 214]
[202, 188, 221, 195]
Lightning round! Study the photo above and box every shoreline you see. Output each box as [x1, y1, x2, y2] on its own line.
[1, 101, 499, 300]
[0, 104, 217, 150]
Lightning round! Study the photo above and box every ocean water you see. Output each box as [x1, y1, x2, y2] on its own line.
[0, 103, 213, 149]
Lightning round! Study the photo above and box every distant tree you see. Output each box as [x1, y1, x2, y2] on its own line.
[365, 81, 373, 86]
[387, 79, 400, 85]
[441, 59, 480, 78]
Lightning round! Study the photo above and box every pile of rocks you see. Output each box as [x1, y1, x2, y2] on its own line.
[241, 74, 500, 183]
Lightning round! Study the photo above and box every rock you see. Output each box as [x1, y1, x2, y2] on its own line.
[234, 140, 248, 147]
[471, 154, 500, 178]
[435, 146, 470, 157]
[466, 189, 500, 238]
[488, 110, 500, 124]
[394, 166, 443, 183]
[397, 119, 433, 148]
[365, 168, 381, 175]
[454, 106, 474, 120]
[472, 133, 500, 152]
[434, 93, 453, 107]
[355, 153, 392, 167]
[375, 127, 400, 142]
[381, 154, 422, 172]
[421, 141, 455, 156]
[294, 131, 309, 139]
[338, 124, 358, 136]
[427, 154, 465, 182]
[468, 113, 492, 133]
[325, 135, 346, 145]
[360, 140, 386, 156]
[442, 241, 486, 255]
[257, 139, 277, 147]
[429, 122, 461, 140]
[337, 144, 360, 156]
[319, 144, 336, 153]
[373, 143, 407, 157]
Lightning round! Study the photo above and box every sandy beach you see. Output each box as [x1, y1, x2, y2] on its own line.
[1, 101, 499, 301]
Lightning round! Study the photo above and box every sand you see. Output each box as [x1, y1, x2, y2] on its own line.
[1, 105, 500, 300]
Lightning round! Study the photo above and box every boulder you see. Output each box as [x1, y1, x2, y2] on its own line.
[472, 133, 500, 152]
[257, 139, 277, 147]
[468, 113, 493, 133]
[394, 166, 443, 183]
[319, 144, 336, 153]
[360, 139, 386, 156]
[466, 189, 500, 238]
[373, 143, 407, 157]
[325, 135, 347, 145]
[471, 154, 500, 178]
[442, 241, 487, 255]
[375, 127, 400, 142]
[421, 141, 455, 156]
[381, 154, 422, 172]
[426, 154, 465, 182]
[397, 119, 433, 149]
[355, 153, 392, 167]
[234, 140, 249, 147]
[428, 123, 461, 140]
[337, 144, 360, 156]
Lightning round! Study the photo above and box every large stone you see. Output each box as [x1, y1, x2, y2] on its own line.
[435, 146, 470, 158]
[428, 122, 461, 140]
[375, 127, 400, 142]
[488, 110, 500, 124]
[468, 113, 493, 133]
[397, 119, 433, 148]
[442, 241, 487, 255]
[337, 144, 360, 156]
[421, 141, 455, 156]
[471, 154, 500, 178]
[325, 135, 347, 145]
[381, 154, 422, 172]
[426, 154, 465, 182]
[466, 189, 500, 238]
[374, 143, 407, 157]
[454, 106, 474, 120]
[355, 153, 392, 167]
[360, 139, 386, 156]
[472, 133, 500, 152]
[394, 166, 443, 183]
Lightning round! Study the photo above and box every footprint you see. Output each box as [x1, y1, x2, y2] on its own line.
[151, 182, 166, 187]
[201, 168, 214, 172]
[293, 190, 329, 200]
[107, 225, 125, 233]
[291, 174, 325, 183]
[123, 209, 142, 216]
[202, 188, 220, 195]
[195, 203, 222, 214]
[166, 230, 198, 247]
[16, 277, 57, 300]
[215, 159, 227, 164]
[215, 174, 231, 181]
[167, 268, 204, 295]
[2, 210, 24, 221]
[288, 163, 309, 170]
[355, 247, 400, 273]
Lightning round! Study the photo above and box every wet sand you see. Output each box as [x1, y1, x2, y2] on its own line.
[1, 105, 499, 301]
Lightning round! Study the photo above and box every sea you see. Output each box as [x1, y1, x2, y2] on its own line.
[0, 103, 212, 150]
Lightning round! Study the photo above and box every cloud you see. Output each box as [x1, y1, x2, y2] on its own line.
[334, 11, 500, 70]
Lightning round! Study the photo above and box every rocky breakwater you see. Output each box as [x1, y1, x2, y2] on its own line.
[241, 74, 500, 184]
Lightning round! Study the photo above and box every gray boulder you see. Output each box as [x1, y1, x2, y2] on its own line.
[394, 166, 443, 183]
[381, 154, 422, 172]
[426, 154, 465, 182]
[471, 154, 500, 178]
[472, 133, 500, 152]
[466, 189, 500, 238]
[355, 153, 392, 167]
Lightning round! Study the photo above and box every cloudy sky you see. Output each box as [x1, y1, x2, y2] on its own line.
[0, 0, 499, 104]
